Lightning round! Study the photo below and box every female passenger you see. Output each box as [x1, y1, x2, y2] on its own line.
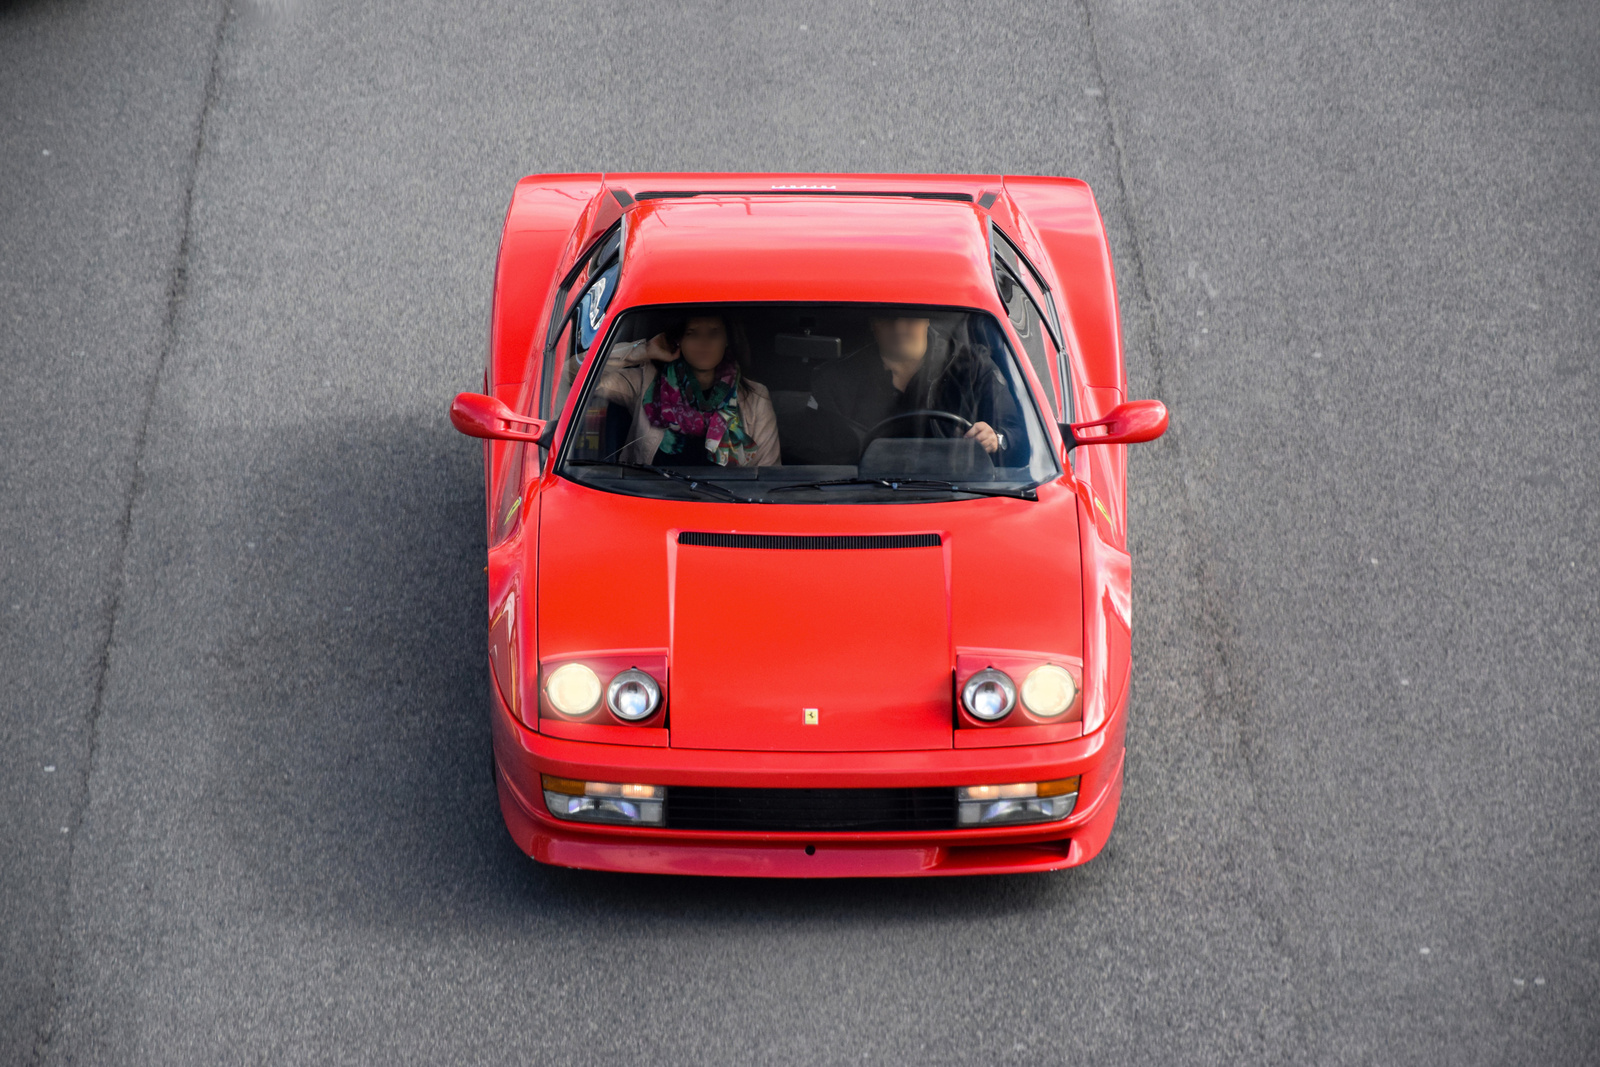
[595, 314, 780, 467]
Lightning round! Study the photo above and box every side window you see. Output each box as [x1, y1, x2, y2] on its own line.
[540, 223, 623, 422]
[994, 255, 1057, 413]
[577, 263, 620, 349]
[548, 320, 581, 429]
[992, 226, 1068, 417]
[992, 226, 1063, 345]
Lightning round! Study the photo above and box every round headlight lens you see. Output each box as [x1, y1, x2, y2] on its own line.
[606, 668, 661, 722]
[962, 668, 1016, 721]
[545, 662, 601, 716]
[1021, 664, 1077, 718]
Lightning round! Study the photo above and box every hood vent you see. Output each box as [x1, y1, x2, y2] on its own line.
[678, 532, 940, 551]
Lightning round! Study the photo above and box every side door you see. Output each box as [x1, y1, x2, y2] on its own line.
[486, 220, 624, 548]
[483, 175, 602, 542]
[998, 180, 1128, 547]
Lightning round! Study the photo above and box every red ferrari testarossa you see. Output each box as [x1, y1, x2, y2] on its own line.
[451, 173, 1166, 877]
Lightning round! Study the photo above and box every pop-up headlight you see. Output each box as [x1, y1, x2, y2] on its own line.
[541, 776, 666, 826]
[956, 777, 1079, 826]
[606, 668, 661, 721]
[541, 655, 668, 726]
[957, 654, 1082, 729]
[545, 663, 602, 716]
[962, 668, 1017, 721]
[1020, 664, 1077, 718]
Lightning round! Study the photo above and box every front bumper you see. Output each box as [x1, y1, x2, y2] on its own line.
[490, 691, 1126, 878]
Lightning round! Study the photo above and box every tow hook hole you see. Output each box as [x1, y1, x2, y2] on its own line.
[805, 844, 816, 856]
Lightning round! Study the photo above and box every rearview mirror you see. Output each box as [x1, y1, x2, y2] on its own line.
[1064, 399, 1168, 447]
[450, 392, 550, 444]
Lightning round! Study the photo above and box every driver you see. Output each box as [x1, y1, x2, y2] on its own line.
[807, 316, 1021, 461]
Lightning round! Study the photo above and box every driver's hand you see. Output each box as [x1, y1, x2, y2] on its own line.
[645, 333, 677, 363]
[966, 421, 1001, 454]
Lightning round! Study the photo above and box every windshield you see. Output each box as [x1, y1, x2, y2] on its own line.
[555, 304, 1060, 503]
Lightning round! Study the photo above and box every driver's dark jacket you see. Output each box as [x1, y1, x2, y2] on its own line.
[807, 333, 1028, 465]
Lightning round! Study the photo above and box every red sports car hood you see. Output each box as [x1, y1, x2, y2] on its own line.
[535, 479, 1083, 751]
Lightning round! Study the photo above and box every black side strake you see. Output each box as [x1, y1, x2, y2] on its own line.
[678, 532, 941, 550]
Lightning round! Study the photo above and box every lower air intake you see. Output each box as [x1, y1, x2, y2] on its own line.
[666, 787, 957, 832]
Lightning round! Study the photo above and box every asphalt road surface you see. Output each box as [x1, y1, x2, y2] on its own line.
[3, 0, 1597, 1063]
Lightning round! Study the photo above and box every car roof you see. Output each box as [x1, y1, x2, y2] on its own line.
[612, 194, 999, 310]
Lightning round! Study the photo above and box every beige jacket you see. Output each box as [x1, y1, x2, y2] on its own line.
[594, 340, 781, 466]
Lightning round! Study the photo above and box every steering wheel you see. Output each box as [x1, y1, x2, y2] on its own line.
[861, 410, 973, 446]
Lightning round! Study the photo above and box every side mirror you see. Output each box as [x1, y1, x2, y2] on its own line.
[1064, 399, 1168, 447]
[450, 392, 550, 444]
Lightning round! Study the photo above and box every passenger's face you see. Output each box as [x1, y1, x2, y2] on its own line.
[871, 317, 931, 361]
[677, 317, 729, 372]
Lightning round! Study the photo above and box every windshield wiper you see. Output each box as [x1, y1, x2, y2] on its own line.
[766, 477, 1036, 501]
[576, 461, 750, 502]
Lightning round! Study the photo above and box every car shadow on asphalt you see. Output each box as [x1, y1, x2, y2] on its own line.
[211, 415, 1088, 937]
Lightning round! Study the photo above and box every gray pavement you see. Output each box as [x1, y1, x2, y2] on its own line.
[2, 0, 1596, 1063]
